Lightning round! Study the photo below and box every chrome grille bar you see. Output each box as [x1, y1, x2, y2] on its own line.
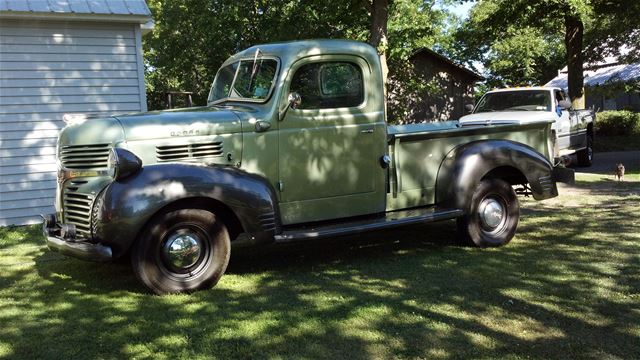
[62, 180, 94, 238]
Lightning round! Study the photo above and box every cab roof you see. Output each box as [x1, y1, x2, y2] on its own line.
[488, 86, 561, 93]
[222, 39, 382, 73]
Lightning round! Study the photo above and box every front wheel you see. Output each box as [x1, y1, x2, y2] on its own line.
[457, 179, 519, 247]
[132, 208, 230, 294]
[577, 135, 593, 167]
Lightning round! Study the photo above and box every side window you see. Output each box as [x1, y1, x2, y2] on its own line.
[290, 62, 364, 109]
[555, 90, 565, 102]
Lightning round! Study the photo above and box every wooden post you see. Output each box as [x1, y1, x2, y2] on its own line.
[164, 91, 194, 109]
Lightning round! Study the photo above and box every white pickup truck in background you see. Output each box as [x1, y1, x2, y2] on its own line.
[459, 87, 595, 166]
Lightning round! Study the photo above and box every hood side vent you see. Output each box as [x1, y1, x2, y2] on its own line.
[156, 141, 224, 162]
[60, 144, 111, 170]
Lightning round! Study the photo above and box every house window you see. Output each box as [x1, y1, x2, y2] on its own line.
[290, 62, 364, 109]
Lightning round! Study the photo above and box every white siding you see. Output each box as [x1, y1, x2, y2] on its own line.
[0, 19, 148, 225]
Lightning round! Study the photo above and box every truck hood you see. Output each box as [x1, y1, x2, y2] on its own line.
[459, 111, 558, 124]
[58, 116, 125, 148]
[58, 106, 247, 149]
[114, 106, 243, 141]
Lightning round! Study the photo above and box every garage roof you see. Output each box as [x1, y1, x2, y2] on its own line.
[545, 62, 640, 90]
[0, 0, 151, 22]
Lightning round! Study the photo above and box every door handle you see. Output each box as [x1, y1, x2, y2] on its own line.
[255, 120, 271, 132]
[360, 129, 374, 134]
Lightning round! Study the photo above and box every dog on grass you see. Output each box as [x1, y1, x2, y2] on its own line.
[615, 163, 625, 181]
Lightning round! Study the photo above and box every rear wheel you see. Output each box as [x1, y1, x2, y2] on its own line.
[132, 208, 230, 294]
[577, 135, 593, 167]
[457, 179, 519, 247]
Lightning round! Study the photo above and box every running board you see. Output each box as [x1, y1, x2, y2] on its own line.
[274, 208, 463, 243]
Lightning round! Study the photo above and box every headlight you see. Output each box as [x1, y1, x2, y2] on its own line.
[107, 148, 142, 181]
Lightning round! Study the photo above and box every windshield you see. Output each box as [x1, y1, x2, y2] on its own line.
[475, 90, 551, 112]
[208, 58, 279, 104]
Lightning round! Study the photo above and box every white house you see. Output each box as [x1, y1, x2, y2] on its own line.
[0, 0, 152, 225]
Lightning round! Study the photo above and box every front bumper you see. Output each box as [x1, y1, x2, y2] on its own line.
[552, 166, 575, 185]
[42, 214, 112, 262]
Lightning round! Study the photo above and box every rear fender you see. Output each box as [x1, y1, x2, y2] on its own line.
[435, 140, 558, 211]
[94, 163, 280, 257]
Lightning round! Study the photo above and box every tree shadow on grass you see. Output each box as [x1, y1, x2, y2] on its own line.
[1, 181, 638, 359]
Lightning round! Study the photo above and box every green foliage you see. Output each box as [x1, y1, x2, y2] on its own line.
[585, 0, 640, 63]
[588, 79, 640, 100]
[386, 0, 451, 61]
[595, 110, 640, 136]
[382, 0, 461, 123]
[448, 0, 640, 90]
[144, 0, 455, 111]
[485, 27, 565, 87]
[447, 0, 568, 88]
[144, 0, 370, 110]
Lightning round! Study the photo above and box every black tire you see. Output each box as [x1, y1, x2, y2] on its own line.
[457, 179, 519, 247]
[577, 135, 593, 167]
[132, 208, 230, 294]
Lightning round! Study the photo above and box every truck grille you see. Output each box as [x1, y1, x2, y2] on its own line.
[156, 141, 224, 162]
[63, 180, 94, 238]
[60, 144, 110, 170]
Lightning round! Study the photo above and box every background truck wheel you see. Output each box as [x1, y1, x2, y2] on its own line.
[577, 136, 593, 167]
[132, 208, 230, 294]
[457, 179, 519, 247]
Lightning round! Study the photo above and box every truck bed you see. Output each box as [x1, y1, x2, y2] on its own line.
[386, 120, 553, 211]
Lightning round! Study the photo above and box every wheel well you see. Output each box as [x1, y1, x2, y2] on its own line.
[139, 197, 244, 243]
[482, 166, 527, 186]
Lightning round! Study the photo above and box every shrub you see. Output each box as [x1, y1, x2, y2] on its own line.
[595, 110, 640, 136]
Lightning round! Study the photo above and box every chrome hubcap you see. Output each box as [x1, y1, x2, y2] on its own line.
[163, 233, 202, 270]
[478, 198, 505, 231]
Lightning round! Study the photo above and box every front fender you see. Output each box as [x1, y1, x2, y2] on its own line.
[435, 140, 558, 210]
[94, 163, 281, 257]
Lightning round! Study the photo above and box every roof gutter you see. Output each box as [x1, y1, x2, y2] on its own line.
[0, 11, 151, 24]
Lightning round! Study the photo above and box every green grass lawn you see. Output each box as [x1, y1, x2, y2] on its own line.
[1, 173, 639, 359]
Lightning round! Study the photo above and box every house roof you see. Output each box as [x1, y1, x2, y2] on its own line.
[410, 48, 484, 81]
[0, 0, 151, 23]
[545, 62, 640, 90]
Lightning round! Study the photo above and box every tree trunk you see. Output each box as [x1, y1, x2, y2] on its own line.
[368, 0, 390, 91]
[564, 14, 585, 108]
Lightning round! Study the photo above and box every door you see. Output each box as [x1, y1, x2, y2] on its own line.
[554, 89, 572, 150]
[277, 56, 387, 225]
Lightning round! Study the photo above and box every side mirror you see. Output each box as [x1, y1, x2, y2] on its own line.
[558, 100, 572, 109]
[279, 92, 302, 121]
[465, 104, 475, 113]
[288, 92, 302, 109]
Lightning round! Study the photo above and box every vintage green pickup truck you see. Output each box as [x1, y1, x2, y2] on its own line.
[43, 40, 572, 294]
